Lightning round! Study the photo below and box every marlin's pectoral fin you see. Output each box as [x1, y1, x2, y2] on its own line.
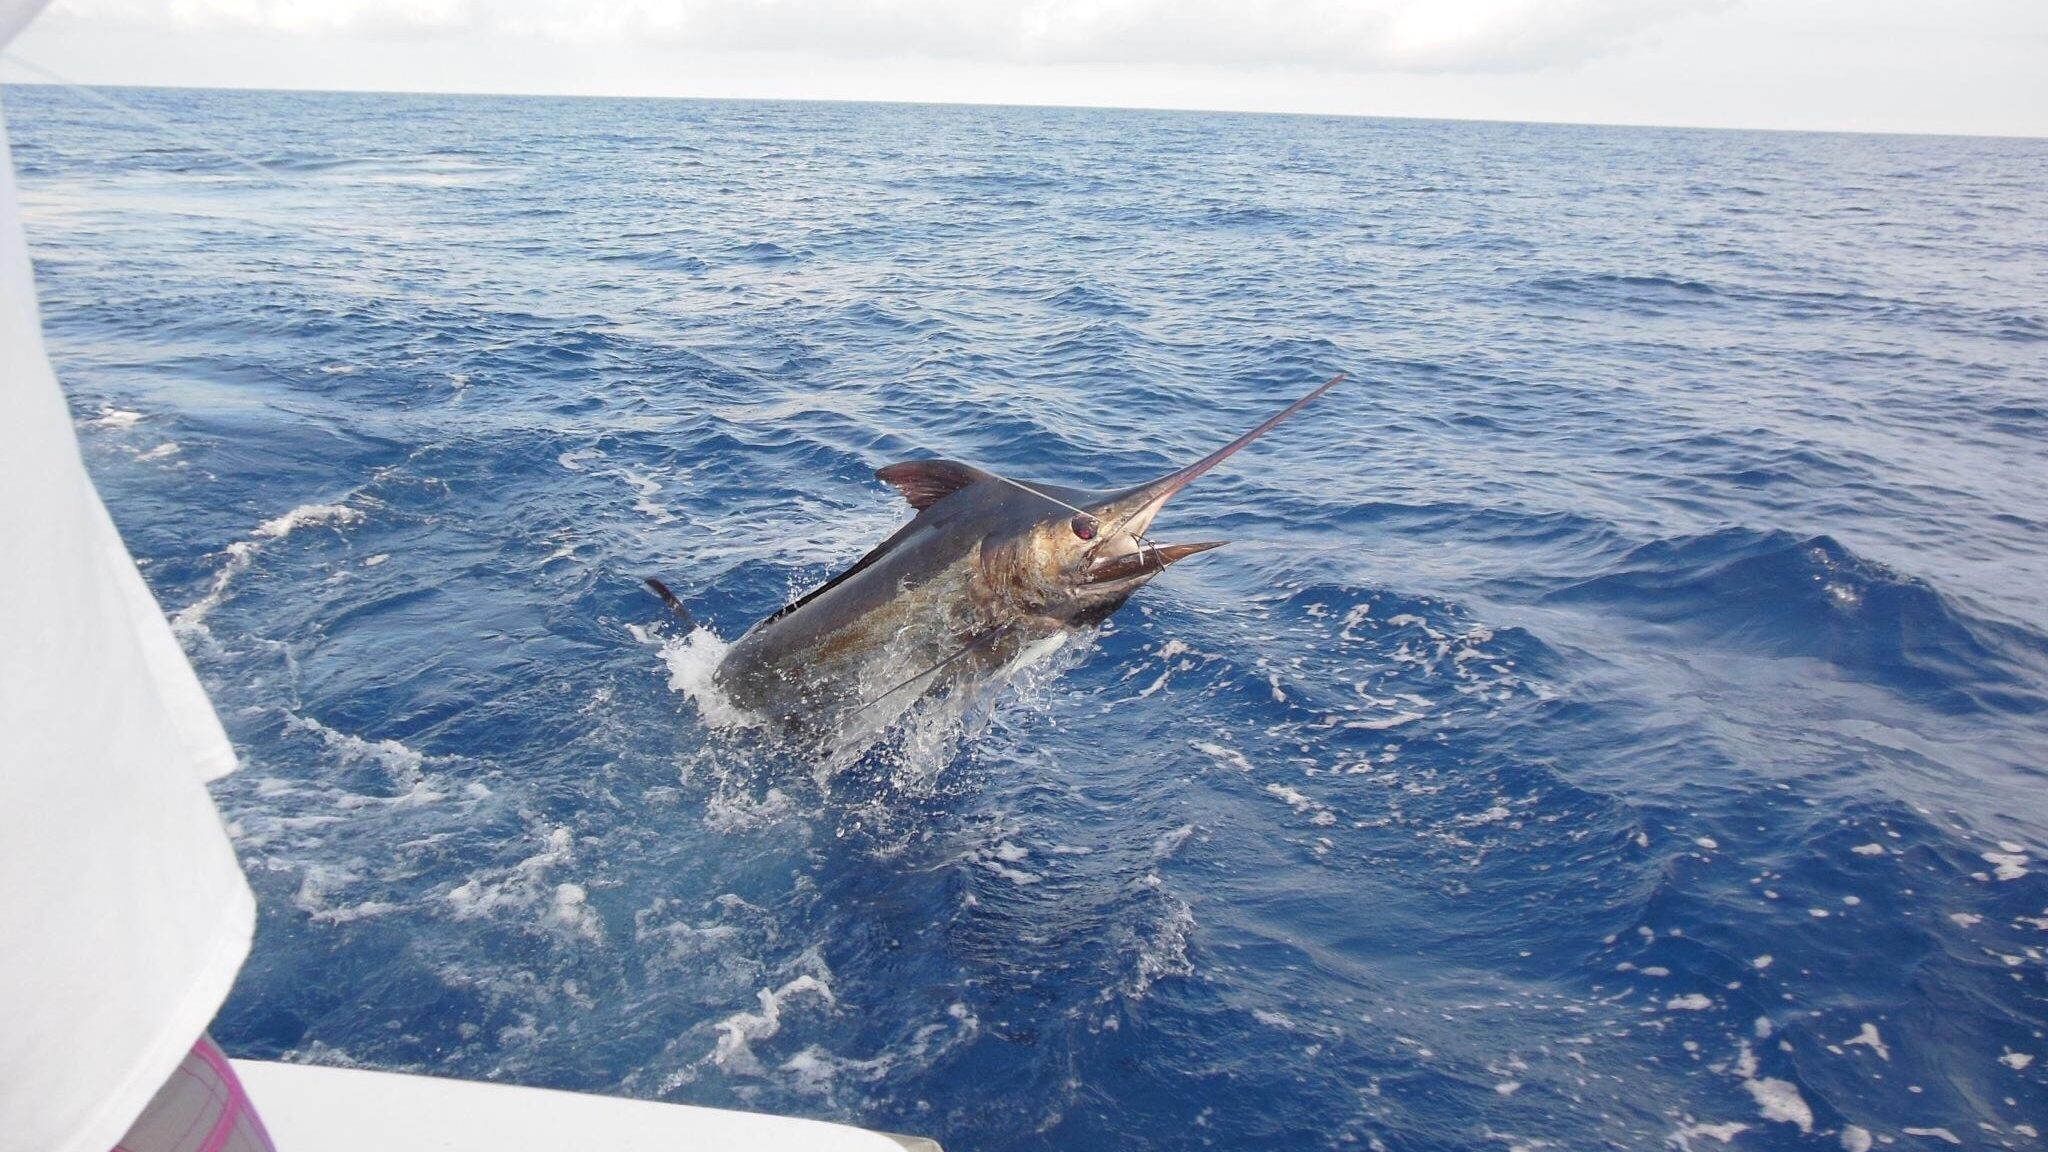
[876, 459, 991, 511]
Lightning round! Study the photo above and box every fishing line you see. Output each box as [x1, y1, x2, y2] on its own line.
[982, 472, 1093, 524]
[7, 61, 1135, 506]
[849, 623, 1013, 717]
[2, 61, 1193, 617]
[982, 470, 1167, 563]
[1, 52, 284, 182]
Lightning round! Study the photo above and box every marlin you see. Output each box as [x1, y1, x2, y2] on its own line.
[673, 374, 1344, 744]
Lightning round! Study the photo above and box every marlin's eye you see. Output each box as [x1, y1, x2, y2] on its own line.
[1070, 514, 1098, 541]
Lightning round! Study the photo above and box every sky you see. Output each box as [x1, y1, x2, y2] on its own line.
[3, 0, 2045, 138]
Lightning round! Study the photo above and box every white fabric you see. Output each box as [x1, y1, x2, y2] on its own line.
[0, 5, 259, 1149]
[231, 1061, 925, 1152]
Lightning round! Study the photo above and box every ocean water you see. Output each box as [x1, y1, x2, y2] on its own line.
[8, 83, 2048, 1150]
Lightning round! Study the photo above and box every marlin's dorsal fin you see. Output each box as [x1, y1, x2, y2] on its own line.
[876, 459, 990, 511]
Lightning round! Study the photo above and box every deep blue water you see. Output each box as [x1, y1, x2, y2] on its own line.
[9, 84, 2048, 1150]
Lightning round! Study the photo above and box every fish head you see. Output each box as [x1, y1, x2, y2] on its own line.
[996, 373, 1345, 625]
[1024, 485, 1224, 613]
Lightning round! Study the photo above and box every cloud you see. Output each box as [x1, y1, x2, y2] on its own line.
[44, 0, 479, 38]
[41, 0, 1715, 73]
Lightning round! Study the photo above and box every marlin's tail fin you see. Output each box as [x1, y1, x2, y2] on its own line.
[644, 577, 696, 628]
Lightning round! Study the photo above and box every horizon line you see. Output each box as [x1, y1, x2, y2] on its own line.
[4, 73, 2044, 145]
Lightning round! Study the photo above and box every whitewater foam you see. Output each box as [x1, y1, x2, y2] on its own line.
[257, 502, 364, 539]
[285, 712, 433, 799]
[174, 500, 365, 636]
[709, 953, 837, 1076]
[659, 627, 754, 730]
[445, 826, 601, 942]
[1731, 1041, 1814, 1133]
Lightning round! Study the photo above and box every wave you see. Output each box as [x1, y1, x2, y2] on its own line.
[724, 240, 802, 264]
[1191, 203, 1296, 230]
[1040, 283, 1149, 319]
[1526, 271, 1725, 313]
[593, 250, 708, 272]
[1543, 528, 2048, 714]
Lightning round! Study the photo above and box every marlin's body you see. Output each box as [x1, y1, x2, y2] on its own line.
[709, 375, 1344, 740]
[715, 476, 1096, 732]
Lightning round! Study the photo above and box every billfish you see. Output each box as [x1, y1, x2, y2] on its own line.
[683, 374, 1344, 745]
